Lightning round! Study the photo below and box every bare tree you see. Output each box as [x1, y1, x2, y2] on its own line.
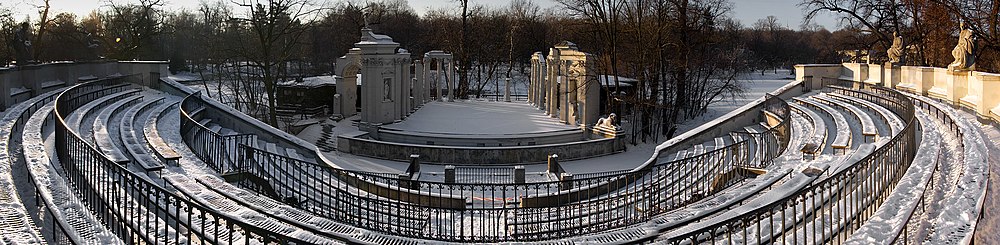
[232, 0, 321, 125]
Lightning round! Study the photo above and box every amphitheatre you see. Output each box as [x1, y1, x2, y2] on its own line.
[1, 26, 999, 245]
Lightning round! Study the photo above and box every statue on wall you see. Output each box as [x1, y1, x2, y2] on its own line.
[383, 77, 392, 102]
[595, 113, 618, 130]
[887, 32, 903, 64]
[949, 21, 976, 71]
[12, 22, 33, 65]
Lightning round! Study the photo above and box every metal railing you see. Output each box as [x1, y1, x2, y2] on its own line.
[52, 76, 310, 244]
[661, 79, 917, 244]
[179, 89, 792, 242]
[889, 94, 964, 244]
[180, 91, 257, 175]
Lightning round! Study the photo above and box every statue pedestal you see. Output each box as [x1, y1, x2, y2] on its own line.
[963, 72, 1000, 119]
[883, 63, 901, 89]
[864, 63, 882, 85]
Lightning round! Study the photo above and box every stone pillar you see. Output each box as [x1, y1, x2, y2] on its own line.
[559, 65, 570, 123]
[547, 49, 559, 117]
[414, 61, 424, 106]
[538, 59, 547, 110]
[884, 63, 901, 89]
[504, 77, 511, 102]
[514, 166, 525, 184]
[436, 60, 444, 101]
[423, 59, 431, 103]
[444, 165, 456, 183]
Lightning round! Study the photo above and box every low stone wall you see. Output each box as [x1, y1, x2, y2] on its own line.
[0, 61, 167, 111]
[338, 131, 626, 165]
[375, 127, 587, 147]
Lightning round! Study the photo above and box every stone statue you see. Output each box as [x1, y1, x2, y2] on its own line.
[596, 113, 618, 130]
[887, 32, 903, 64]
[383, 78, 392, 101]
[12, 22, 32, 65]
[949, 21, 976, 71]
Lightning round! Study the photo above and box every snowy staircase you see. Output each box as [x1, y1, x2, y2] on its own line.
[315, 124, 337, 152]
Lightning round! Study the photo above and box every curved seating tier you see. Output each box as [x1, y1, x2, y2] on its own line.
[0, 69, 994, 245]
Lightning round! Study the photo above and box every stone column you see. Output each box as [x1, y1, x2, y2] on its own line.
[559, 61, 570, 123]
[423, 59, 431, 103]
[413, 60, 424, 106]
[538, 59, 547, 110]
[436, 59, 444, 101]
[528, 60, 534, 104]
[504, 77, 511, 102]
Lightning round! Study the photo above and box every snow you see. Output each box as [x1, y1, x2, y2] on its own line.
[844, 108, 943, 244]
[166, 72, 202, 83]
[381, 100, 577, 135]
[910, 94, 990, 244]
[22, 101, 121, 244]
[279, 75, 337, 87]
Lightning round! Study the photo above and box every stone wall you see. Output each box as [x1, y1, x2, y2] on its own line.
[800, 63, 1000, 122]
[0, 61, 167, 111]
[337, 131, 626, 165]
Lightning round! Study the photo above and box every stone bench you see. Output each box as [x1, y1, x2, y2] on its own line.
[789, 103, 827, 160]
[119, 97, 166, 173]
[795, 97, 851, 155]
[828, 92, 904, 135]
[144, 102, 181, 166]
[815, 93, 878, 142]
[93, 95, 142, 164]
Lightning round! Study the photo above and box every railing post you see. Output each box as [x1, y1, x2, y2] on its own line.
[408, 154, 421, 174]
[445, 165, 456, 184]
[547, 154, 560, 175]
[514, 166, 525, 184]
[560, 173, 574, 191]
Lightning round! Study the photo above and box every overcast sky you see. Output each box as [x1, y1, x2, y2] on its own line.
[6, 0, 840, 30]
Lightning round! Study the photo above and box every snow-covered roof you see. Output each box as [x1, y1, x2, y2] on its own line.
[599, 75, 637, 87]
[279, 75, 338, 88]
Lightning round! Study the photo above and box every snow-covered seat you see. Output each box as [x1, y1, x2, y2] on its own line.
[814, 93, 878, 142]
[93, 95, 142, 164]
[828, 92, 904, 135]
[795, 97, 851, 155]
[120, 97, 166, 172]
[144, 102, 181, 166]
[64, 88, 139, 136]
[788, 103, 826, 159]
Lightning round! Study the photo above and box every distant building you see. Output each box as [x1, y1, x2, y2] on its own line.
[276, 76, 341, 119]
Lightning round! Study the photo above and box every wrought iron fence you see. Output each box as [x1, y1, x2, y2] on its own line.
[890, 94, 964, 244]
[172, 90, 792, 242]
[52, 76, 310, 244]
[180, 92, 257, 174]
[661, 79, 917, 244]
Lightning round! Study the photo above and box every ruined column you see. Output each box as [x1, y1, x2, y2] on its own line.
[504, 77, 511, 102]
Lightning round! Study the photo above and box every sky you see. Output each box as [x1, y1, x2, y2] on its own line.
[6, 0, 840, 31]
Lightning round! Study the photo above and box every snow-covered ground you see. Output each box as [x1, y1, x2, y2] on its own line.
[381, 100, 575, 135]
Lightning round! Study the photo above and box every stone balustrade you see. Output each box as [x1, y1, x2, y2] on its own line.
[796, 63, 1000, 122]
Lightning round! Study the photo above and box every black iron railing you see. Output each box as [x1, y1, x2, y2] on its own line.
[661, 79, 917, 244]
[179, 88, 792, 242]
[52, 76, 309, 244]
[179, 91, 256, 174]
[890, 94, 964, 244]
